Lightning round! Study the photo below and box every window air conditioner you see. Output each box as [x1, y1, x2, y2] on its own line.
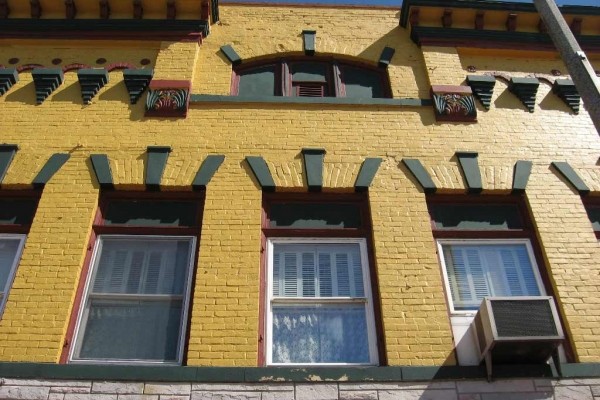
[472, 296, 565, 381]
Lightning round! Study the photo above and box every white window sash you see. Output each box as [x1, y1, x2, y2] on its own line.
[437, 238, 546, 315]
[266, 238, 378, 366]
[0, 234, 26, 318]
[69, 234, 196, 365]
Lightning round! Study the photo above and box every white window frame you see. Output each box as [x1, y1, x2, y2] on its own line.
[437, 238, 546, 317]
[69, 234, 197, 365]
[266, 237, 378, 366]
[0, 234, 26, 318]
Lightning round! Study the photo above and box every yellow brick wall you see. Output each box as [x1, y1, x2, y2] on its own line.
[0, 4, 599, 366]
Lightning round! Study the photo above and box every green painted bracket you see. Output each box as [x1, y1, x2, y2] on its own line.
[466, 75, 496, 110]
[302, 148, 326, 192]
[31, 68, 64, 105]
[0, 68, 19, 96]
[245, 156, 275, 192]
[456, 151, 482, 193]
[551, 161, 590, 195]
[220, 45, 242, 66]
[145, 146, 171, 191]
[78, 69, 109, 104]
[90, 154, 114, 190]
[0, 144, 18, 184]
[123, 69, 154, 104]
[302, 30, 316, 56]
[378, 47, 395, 68]
[192, 155, 225, 190]
[512, 160, 532, 194]
[355, 158, 383, 192]
[32, 153, 70, 188]
[401, 158, 437, 194]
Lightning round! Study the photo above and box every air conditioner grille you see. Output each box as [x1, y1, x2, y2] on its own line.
[491, 299, 558, 337]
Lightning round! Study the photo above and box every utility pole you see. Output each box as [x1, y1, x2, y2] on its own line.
[534, 0, 600, 134]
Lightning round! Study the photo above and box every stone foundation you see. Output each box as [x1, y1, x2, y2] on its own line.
[1, 378, 600, 400]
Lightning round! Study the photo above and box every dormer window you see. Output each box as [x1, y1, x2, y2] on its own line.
[232, 58, 390, 98]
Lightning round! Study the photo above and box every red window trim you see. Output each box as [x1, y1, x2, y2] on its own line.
[59, 191, 205, 364]
[231, 56, 392, 99]
[427, 194, 575, 362]
[257, 192, 387, 366]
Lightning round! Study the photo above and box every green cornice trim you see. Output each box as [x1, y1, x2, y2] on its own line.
[302, 148, 326, 192]
[455, 151, 482, 194]
[400, 0, 600, 27]
[0, 144, 18, 184]
[355, 158, 383, 192]
[145, 146, 172, 191]
[13, 362, 600, 382]
[408, 26, 600, 51]
[512, 160, 532, 194]
[90, 154, 114, 190]
[551, 162, 590, 195]
[401, 158, 437, 194]
[192, 155, 225, 190]
[220, 45, 242, 66]
[0, 19, 209, 34]
[190, 94, 432, 107]
[245, 156, 276, 192]
[32, 153, 70, 188]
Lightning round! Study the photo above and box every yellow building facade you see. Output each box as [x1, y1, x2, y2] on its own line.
[0, 0, 600, 398]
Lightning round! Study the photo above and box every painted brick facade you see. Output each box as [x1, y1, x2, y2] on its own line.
[1, 0, 600, 396]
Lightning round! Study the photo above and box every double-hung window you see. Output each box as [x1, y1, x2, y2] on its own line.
[263, 195, 379, 365]
[69, 194, 202, 365]
[0, 195, 38, 317]
[428, 198, 548, 365]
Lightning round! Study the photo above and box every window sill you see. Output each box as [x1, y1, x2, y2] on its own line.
[189, 94, 432, 107]
[1, 362, 597, 382]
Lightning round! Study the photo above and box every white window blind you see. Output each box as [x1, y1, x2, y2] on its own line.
[442, 243, 541, 311]
[272, 243, 365, 298]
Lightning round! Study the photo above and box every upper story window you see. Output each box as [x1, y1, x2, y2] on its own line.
[0, 193, 39, 318]
[262, 193, 380, 366]
[67, 192, 203, 365]
[233, 58, 390, 98]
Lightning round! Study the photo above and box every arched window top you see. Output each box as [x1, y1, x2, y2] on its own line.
[232, 57, 391, 99]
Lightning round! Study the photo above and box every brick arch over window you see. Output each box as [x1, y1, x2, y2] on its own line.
[231, 56, 391, 99]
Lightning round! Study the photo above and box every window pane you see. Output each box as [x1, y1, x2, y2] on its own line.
[290, 63, 327, 82]
[91, 238, 191, 295]
[78, 299, 182, 361]
[273, 243, 364, 298]
[103, 201, 198, 227]
[430, 204, 523, 230]
[269, 203, 362, 229]
[585, 205, 600, 232]
[0, 238, 22, 290]
[238, 65, 277, 96]
[443, 243, 540, 311]
[341, 66, 384, 98]
[272, 304, 369, 364]
[0, 199, 37, 225]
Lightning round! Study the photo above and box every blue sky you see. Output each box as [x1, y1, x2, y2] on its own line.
[224, 0, 598, 6]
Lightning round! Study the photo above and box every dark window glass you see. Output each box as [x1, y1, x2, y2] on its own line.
[430, 204, 522, 230]
[238, 65, 277, 96]
[104, 201, 198, 227]
[342, 66, 384, 98]
[0, 199, 38, 225]
[290, 63, 328, 82]
[585, 206, 600, 232]
[269, 203, 362, 229]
